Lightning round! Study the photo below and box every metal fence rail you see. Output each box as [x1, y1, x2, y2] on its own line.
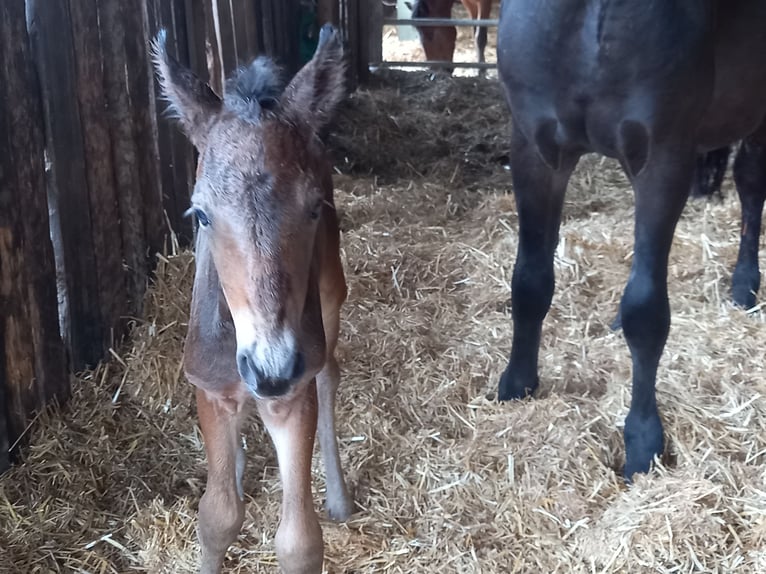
[380, 15, 499, 72]
[376, 60, 496, 69]
[383, 18, 498, 27]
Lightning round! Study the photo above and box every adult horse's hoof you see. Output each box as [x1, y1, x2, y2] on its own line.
[498, 368, 539, 401]
[610, 310, 622, 331]
[731, 264, 759, 309]
[623, 410, 665, 482]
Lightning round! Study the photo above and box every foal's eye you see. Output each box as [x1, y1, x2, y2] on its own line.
[309, 200, 323, 221]
[194, 208, 211, 227]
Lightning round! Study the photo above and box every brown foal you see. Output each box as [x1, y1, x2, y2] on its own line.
[153, 25, 352, 574]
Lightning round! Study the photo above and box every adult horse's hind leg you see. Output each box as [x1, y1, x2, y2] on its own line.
[499, 128, 576, 400]
[258, 383, 323, 574]
[621, 144, 695, 480]
[196, 387, 247, 574]
[731, 126, 766, 308]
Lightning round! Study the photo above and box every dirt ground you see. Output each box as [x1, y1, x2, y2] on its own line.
[1, 26, 765, 574]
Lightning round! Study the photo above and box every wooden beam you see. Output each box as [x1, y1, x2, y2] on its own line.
[122, 0, 166, 260]
[0, 0, 68, 464]
[98, 0, 150, 318]
[147, 0, 195, 246]
[202, 0, 224, 94]
[215, 0, 238, 74]
[27, 0, 105, 368]
[68, 0, 127, 344]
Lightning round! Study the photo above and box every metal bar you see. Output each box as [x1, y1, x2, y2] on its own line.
[383, 18, 498, 27]
[376, 60, 497, 69]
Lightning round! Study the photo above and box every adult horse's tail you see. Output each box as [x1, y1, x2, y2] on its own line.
[690, 145, 732, 198]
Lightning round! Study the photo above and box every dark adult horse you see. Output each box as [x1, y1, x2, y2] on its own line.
[497, 2, 766, 479]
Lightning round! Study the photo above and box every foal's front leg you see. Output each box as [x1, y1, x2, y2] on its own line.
[316, 354, 353, 521]
[621, 145, 695, 479]
[196, 387, 247, 574]
[316, 303, 353, 521]
[258, 382, 323, 574]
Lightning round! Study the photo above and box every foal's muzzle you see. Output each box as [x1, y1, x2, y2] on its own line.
[236, 345, 306, 398]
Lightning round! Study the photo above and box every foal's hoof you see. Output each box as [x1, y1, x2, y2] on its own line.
[498, 369, 539, 401]
[623, 411, 665, 482]
[325, 493, 354, 522]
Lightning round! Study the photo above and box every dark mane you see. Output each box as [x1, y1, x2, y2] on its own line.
[224, 57, 284, 122]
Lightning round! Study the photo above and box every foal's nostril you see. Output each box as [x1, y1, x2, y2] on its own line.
[290, 352, 305, 381]
[237, 352, 249, 378]
[236, 351, 261, 388]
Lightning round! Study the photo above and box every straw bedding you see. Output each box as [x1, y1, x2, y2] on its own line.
[2, 71, 766, 574]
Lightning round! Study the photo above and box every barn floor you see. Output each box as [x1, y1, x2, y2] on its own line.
[2, 69, 766, 573]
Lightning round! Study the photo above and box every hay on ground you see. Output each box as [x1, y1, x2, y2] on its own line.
[1, 68, 765, 574]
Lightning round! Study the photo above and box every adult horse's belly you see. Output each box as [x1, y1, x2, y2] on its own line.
[498, 0, 715, 159]
[696, 1, 766, 151]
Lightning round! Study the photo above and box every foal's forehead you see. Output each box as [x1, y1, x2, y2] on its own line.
[205, 117, 317, 178]
[197, 117, 318, 201]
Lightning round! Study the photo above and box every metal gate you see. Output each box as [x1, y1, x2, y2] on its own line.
[374, 1, 499, 72]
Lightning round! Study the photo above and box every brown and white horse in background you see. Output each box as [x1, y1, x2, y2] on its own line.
[411, 0, 493, 68]
[153, 24, 351, 574]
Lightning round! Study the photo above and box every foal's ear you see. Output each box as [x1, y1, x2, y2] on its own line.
[152, 30, 221, 148]
[280, 24, 346, 133]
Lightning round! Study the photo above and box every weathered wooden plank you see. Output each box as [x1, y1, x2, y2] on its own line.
[0, 377, 9, 472]
[147, 0, 196, 246]
[318, 0, 339, 25]
[0, 0, 68, 461]
[216, 0, 238, 73]
[370, 0, 384, 65]
[122, 0, 166, 260]
[146, 0, 182, 242]
[26, 0, 105, 368]
[360, 0, 383, 81]
[252, 0, 266, 54]
[232, 0, 249, 64]
[185, 0, 210, 81]
[169, 0, 198, 245]
[347, 0, 364, 83]
[260, 0, 300, 73]
[203, 0, 224, 94]
[98, 0, 149, 318]
[232, 0, 259, 63]
[68, 0, 127, 347]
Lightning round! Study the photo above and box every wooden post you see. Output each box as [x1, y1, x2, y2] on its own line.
[0, 0, 68, 466]
[261, 0, 300, 74]
[318, 0, 340, 25]
[215, 0, 238, 73]
[359, 0, 383, 77]
[26, 0, 105, 368]
[185, 0, 210, 81]
[122, 0, 166, 261]
[68, 0, 127, 346]
[232, 0, 259, 63]
[147, 0, 195, 245]
[203, 0, 224, 94]
[346, 0, 363, 83]
[98, 0, 150, 319]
